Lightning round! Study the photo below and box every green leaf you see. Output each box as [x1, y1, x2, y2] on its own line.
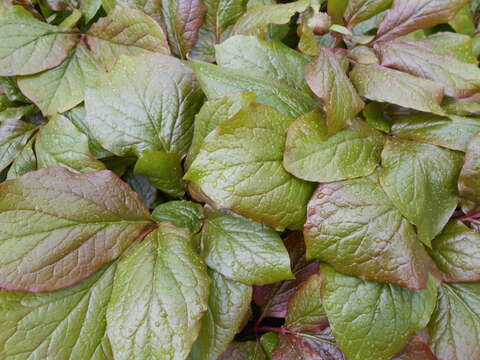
[284, 109, 383, 182]
[201, 209, 293, 285]
[114, 0, 164, 23]
[350, 64, 445, 115]
[284, 274, 327, 332]
[305, 48, 364, 134]
[0, 6, 79, 76]
[85, 53, 203, 157]
[204, 0, 248, 37]
[6, 138, 36, 179]
[428, 282, 480, 360]
[328, 0, 349, 24]
[304, 173, 437, 289]
[191, 61, 319, 119]
[35, 114, 106, 173]
[379, 138, 464, 245]
[362, 101, 391, 132]
[344, 0, 392, 26]
[321, 264, 437, 360]
[152, 200, 204, 233]
[449, 4, 476, 36]
[0, 263, 116, 360]
[159, 0, 207, 58]
[216, 35, 310, 93]
[376, 0, 469, 42]
[392, 113, 480, 152]
[375, 39, 480, 98]
[418, 32, 477, 63]
[17, 43, 103, 116]
[232, 0, 310, 36]
[67, 105, 113, 159]
[189, 27, 218, 62]
[446, 101, 480, 117]
[186, 92, 256, 169]
[428, 220, 480, 282]
[219, 341, 266, 360]
[260, 333, 279, 359]
[0, 167, 152, 292]
[190, 270, 252, 360]
[459, 133, 480, 203]
[184, 103, 314, 230]
[80, 0, 102, 22]
[134, 150, 184, 197]
[0, 77, 29, 103]
[106, 223, 210, 360]
[86, 6, 170, 70]
[0, 118, 37, 172]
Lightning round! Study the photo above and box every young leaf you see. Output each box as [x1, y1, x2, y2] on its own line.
[152, 200, 204, 233]
[184, 103, 315, 231]
[191, 61, 319, 119]
[428, 220, 480, 282]
[232, 0, 310, 36]
[428, 283, 480, 360]
[85, 54, 203, 157]
[86, 6, 170, 70]
[0, 118, 37, 172]
[186, 92, 256, 169]
[106, 223, 210, 360]
[254, 232, 320, 319]
[284, 109, 383, 182]
[190, 270, 252, 360]
[201, 209, 293, 285]
[305, 48, 364, 134]
[0, 167, 152, 292]
[344, 0, 392, 26]
[304, 173, 437, 289]
[159, 0, 207, 58]
[459, 133, 480, 203]
[284, 274, 327, 332]
[0, 264, 116, 360]
[80, 0, 102, 22]
[17, 43, 103, 116]
[379, 138, 464, 245]
[350, 64, 445, 115]
[321, 265, 437, 360]
[376, 0, 469, 42]
[375, 39, 480, 98]
[391, 113, 480, 152]
[204, 0, 248, 38]
[216, 35, 310, 92]
[6, 138, 36, 179]
[35, 114, 106, 173]
[0, 6, 79, 76]
[134, 150, 185, 198]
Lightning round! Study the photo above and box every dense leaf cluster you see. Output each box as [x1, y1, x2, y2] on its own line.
[0, 0, 480, 359]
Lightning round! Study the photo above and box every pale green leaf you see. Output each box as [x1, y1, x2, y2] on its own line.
[0, 118, 37, 172]
[35, 114, 106, 173]
[152, 200, 204, 233]
[106, 223, 210, 360]
[284, 109, 383, 182]
[184, 103, 314, 231]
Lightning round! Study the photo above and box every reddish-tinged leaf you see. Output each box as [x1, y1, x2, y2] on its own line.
[0, 168, 153, 292]
[305, 48, 364, 134]
[376, 0, 469, 42]
[391, 333, 437, 360]
[376, 40, 480, 98]
[254, 232, 319, 319]
[459, 133, 480, 203]
[161, 0, 207, 58]
[304, 174, 438, 289]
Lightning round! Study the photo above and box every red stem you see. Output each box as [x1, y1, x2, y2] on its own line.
[256, 326, 295, 335]
[458, 211, 480, 222]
